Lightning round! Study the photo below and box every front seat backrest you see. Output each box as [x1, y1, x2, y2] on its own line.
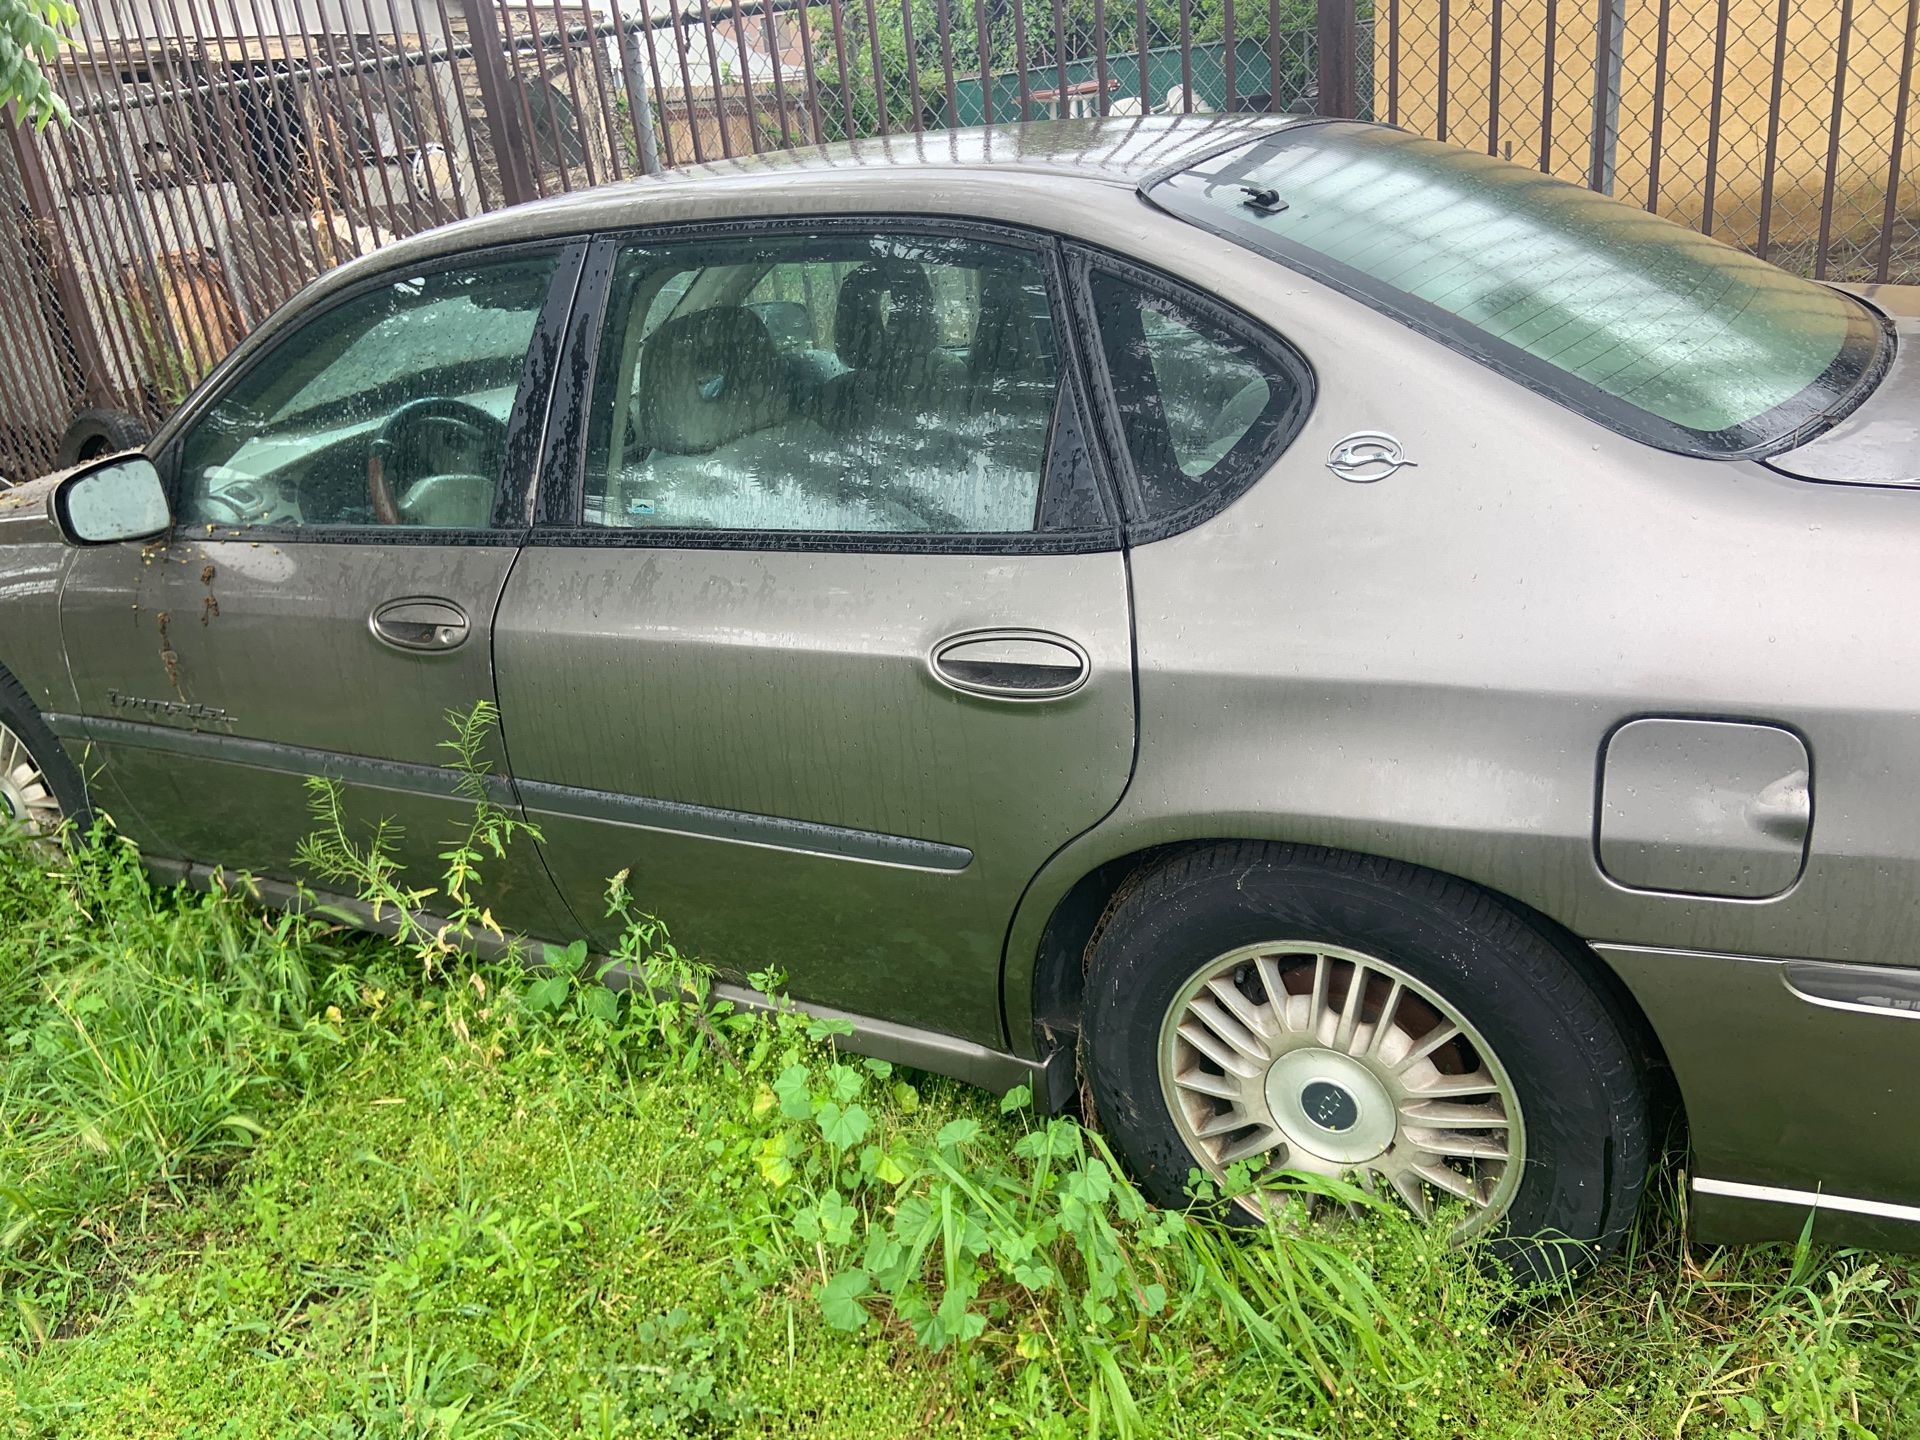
[634, 306, 790, 456]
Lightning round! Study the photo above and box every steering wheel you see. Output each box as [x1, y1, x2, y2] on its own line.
[368, 397, 506, 526]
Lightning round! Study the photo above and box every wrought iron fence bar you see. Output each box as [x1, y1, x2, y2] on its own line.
[1177, 0, 1193, 112]
[1221, 0, 1235, 111]
[604, 0, 658, 169]
[1054, 0, 1071, 115]
[970, 0, 992, 125]
[827, 0, 858, 139]
[429, 0, 495, 208]
[789, 0, 826, 144]
[1755, 0, 1790, 259]
[37, 134, 152, 403]
[726, 0, 765, 151]
[860, 0, 888, 135]
[661, 0, 707, 162]
[1877, 0, 1919, 283]
[553, 0, 607, 186]
[506, 0, 564, 188]
[1264, 0, 1280, 113]
[761, 0, 793, 147]
[1814, 0, 1856, 279]
[354, 0, 436, 229]
[323, 5, 414, 220]
[933, 0, 958, 129]
[689, 0, 736, 158]
[93, 0, 230, 349]
[1487, 0, 1501, 154]
[4, 122, 121, 407]
[1700, 0, 1730, 234]
[200, 0, 301, 303]
[95, 0, 234, 352]
[1538, 0, 1557, 170]
[140, 0, 270, 322]
[394, 0, 466, 219]
[1643, 0, 1670, 211]
[1385, 0, 1397, 125]
[1012, 0, 1031, 119]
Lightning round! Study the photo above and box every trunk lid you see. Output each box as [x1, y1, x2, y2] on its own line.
[1766, 285, 1920, 487]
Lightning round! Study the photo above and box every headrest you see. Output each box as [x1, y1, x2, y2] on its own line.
[833, 261, 937, 373]
[635, 307, 789, 456]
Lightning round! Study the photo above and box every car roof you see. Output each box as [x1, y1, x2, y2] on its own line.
[330, 114, 1303, 281]
[162, 114, 1309, 449]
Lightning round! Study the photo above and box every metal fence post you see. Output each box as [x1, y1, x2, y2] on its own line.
[1316, 0, 1358, 118]
[455, 0, 539, 206]
[4, 120, 111, 408]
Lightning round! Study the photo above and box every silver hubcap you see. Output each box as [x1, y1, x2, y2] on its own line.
[0, 721, 63, 836]
[1157, 942, 1525, 1237]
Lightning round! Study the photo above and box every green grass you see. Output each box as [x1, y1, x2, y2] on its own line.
[2, 824, 1919, 1439]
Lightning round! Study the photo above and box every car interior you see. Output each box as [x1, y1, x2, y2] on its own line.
[585, 244, 1064, 534]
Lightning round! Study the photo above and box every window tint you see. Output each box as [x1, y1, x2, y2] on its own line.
[582, 233, 1060, 534]
[177, 257, 556, 530]
[1088, 266, 1301, 520]
[1152, 123, 1885, 456]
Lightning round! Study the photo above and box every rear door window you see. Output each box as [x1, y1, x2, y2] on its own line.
[1148, 122, 1887, 458]
[1081, 256, 1311, 528]
[580, 231, 1067, 536]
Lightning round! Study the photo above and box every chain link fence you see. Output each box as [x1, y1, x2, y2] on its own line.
[0, 0, 1911, 479]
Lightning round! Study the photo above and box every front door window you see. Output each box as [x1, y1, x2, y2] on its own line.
[175, 257, 557, 531]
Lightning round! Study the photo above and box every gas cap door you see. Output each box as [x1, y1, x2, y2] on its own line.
[1597, 718, 1812, 899]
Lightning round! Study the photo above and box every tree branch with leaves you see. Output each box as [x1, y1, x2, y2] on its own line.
[1, 0, 72, 128]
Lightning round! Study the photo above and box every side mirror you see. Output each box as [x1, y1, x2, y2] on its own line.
[49, 454, 170, 546]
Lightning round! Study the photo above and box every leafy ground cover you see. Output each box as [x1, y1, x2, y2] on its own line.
[2, 811, 1918, 1439]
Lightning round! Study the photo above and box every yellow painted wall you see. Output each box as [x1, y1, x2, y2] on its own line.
[1377, 0, 1918, 277]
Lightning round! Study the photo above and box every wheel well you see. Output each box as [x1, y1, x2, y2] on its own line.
[1026, 838, 1684, 1139]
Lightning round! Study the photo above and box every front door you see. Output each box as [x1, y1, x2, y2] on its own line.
[58, 246, 580, 939]
[493, 223, 1135, 1047]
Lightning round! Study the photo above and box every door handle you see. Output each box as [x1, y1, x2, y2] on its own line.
[930, 629, 1090, 700]
[370, 596, 470, 653]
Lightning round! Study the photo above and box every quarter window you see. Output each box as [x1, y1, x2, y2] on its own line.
[1087, 264, 1306, 522]
[582, 233, 1062, 535]
[176, 256, 557, 530]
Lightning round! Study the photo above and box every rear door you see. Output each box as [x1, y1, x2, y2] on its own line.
[492, 221, 1134, 1047]
[57, 245, 582, 937]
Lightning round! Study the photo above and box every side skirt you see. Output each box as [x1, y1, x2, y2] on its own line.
[150, 857, 1076, 1111]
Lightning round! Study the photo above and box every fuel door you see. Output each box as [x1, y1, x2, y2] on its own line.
[1597, 718, 1812, 900]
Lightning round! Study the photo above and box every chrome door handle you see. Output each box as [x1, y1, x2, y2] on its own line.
[370, 596, 470, 653]
[930, 630, 1090, 700]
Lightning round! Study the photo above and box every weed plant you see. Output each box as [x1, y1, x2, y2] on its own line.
[2, 708, 1916, 1437]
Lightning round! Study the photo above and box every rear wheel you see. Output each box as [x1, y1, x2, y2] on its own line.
[1082, 843, 1651, 1282]
[0, 667, 89, 839]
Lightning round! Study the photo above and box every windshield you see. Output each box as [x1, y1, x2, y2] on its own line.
[1149, 123, 1888, 456]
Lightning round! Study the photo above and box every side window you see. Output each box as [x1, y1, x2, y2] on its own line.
[582, 233, 1061, 535]
[176, 256, 558, 530]
[1087, 264, 1306, 523]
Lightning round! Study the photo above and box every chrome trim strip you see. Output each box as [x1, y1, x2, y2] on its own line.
[53, 712, 974, 873]
[517, 777, 973, 873]
[45, 713, 512, 802]
[1694, 1177, 1920, 1225]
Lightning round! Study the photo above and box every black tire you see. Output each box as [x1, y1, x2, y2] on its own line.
[0, 661, 92, 838]
[1082, 842, 1650, 1285]
[55, 407, 151, 468]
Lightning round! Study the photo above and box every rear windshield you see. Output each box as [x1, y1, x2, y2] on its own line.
[1148, 123, 1888, 457]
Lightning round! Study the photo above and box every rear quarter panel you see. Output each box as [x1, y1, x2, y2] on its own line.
[1003, 200, 1920, 1044]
